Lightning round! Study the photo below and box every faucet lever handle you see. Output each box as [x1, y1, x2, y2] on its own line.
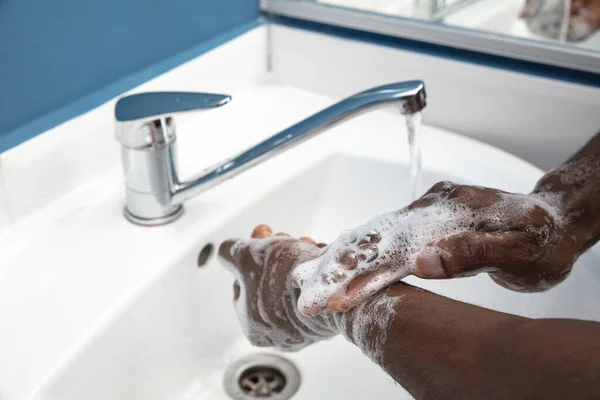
[114, 91, 231, 149]
[115, 92, 231, 122]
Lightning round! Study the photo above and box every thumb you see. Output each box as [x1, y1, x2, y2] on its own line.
[414, 231, 537, 279]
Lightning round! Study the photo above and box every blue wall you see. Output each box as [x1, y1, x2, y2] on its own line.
[0, 0, 259, 152]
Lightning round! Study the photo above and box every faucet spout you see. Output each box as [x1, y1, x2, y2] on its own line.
[172, 81, 426, 204]
[115, 81, 426, 225]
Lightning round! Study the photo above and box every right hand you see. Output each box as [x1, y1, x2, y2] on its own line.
[292, 181, 580, 316]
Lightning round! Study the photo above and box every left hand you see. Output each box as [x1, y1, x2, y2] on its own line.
[218, 225, 336, 351]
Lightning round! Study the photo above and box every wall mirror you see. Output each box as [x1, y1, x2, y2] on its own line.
[261, 0, 600, 73]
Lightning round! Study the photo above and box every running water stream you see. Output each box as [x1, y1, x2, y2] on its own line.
[405, 111, 423, 200]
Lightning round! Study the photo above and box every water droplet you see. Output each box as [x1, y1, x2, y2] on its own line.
[339, 250, 358, 270]
[365, 231, 381, 243]
[357, 243, 379, 263]
[332, 271, 346, 283]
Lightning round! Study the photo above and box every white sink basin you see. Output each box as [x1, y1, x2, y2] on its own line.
[33, 128, 600, 399]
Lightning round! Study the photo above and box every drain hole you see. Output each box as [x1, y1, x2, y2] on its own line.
[197, 243, 214, 267]
[239, 366, 286, 397]
[224, 354, 300, 400]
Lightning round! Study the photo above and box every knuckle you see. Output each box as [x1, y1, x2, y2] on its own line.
[514, 232, 546, 263]
[525, 205, 555, 228]
[461, 233, 482, 260]
[427, 181, 456, 195]
[448, 185, 500, 209]
[218, 240, 236, 260]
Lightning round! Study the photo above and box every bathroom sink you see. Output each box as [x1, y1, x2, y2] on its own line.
[34, 131, 600, 399]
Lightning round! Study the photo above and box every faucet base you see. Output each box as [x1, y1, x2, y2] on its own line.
[124, 205, 184, 226]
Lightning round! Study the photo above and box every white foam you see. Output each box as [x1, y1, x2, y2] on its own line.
[556, 155, 600, 185]
[342, 293, 400, 365]
[220, 237, 337, 351]
[293, 185, 564, 316]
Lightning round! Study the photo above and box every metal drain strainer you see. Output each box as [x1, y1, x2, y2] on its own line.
[224, 354, 300, 400]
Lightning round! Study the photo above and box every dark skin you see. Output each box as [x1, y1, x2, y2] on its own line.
[219, 133, 600, 399]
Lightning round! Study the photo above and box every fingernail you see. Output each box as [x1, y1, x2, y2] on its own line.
[326, 290, 353, 312]
[328, 298, 350, 312]
[251, 224, 272, 238]
[339, 250, 358, 270]
[415, 248, 445, 278]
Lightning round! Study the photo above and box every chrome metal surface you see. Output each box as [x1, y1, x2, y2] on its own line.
[224, 354, 300, 400]
[115, 92, 231, 149]
[260, 0, 600, 74]
[114, 81, 426, 225]
[124, 204, 184, 226]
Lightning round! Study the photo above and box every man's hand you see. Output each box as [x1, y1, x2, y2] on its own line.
[412, 184, 578, 290]
[292, 182, 580, 316]
[218, 225, 336, 351]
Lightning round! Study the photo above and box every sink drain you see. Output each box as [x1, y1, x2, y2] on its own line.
[224, 354, 300, 400]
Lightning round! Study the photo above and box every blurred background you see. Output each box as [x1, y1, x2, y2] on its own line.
[307, 0, 600, 50]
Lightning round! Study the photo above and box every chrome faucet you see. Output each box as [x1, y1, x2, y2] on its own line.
[114, 81, 426, 226]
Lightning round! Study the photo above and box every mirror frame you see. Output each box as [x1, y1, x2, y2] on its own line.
[261, 0, 600, 74]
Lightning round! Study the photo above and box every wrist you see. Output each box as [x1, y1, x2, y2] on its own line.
[333, 283, 417, 363]
[294, 282, 420, 343]
[533, 166, 600, 254]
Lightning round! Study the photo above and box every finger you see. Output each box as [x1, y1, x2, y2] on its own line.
[299, 237, 317, 245]
[251, 224, 272, 238]
[300, 300, 326, 317]
[218, 240, 238, 263]
[414, 231, 537, 279]
[326, 267, 396, 312]
[290, 275, 300, 288]
[275, 232, 290, 237]
[408, 181, 457, 210]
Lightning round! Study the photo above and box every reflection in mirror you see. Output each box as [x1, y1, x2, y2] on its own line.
[316, 0, 478, 20]
[293, 0, 600, 51]
[446, 0, 600, 50]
